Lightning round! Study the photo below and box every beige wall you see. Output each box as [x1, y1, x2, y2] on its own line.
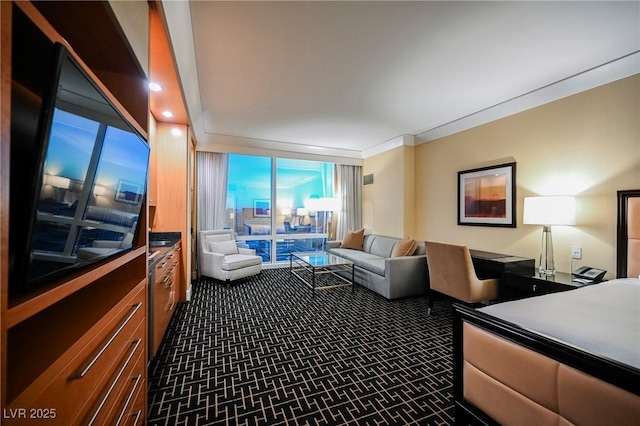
[409, 75, 639, 280]
[363, 145, 416, 238]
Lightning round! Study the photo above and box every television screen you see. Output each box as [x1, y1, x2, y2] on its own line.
[10, 43, 150, 293]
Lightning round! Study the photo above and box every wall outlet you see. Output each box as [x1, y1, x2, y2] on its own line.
[571, 246, 582, 259]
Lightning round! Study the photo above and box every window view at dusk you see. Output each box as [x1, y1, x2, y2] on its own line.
[227, 154, 335, 262]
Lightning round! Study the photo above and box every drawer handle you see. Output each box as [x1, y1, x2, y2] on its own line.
[114, 374, 142, 426]
[165, 280, 174, 289]
[162, 275, 171, 284]
[158, 261, 168, 269]
[167, 302, 175, 312]
[131, 410, 142, 426]
[87, 339, 142, 426]
[70, 302, 142, 380]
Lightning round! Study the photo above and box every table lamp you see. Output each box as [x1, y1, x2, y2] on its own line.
[523, 196, 576, 276]
[296, 208, 308, 226]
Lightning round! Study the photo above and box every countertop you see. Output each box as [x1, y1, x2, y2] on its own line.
[148, 231, 181, 269]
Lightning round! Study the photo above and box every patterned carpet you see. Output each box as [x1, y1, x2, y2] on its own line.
[147, 268, 455, 425]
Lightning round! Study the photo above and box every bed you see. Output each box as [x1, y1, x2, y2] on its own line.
[244, 220, 272, 235]
[453, 189, 640, 426]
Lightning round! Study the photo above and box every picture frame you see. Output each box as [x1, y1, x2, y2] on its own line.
[115, 180, 143, 204]
[458, 162, 516, 227]
[253, 199, 271, 217]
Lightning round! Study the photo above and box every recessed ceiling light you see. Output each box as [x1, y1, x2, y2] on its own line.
[149, 82, 163, 92]
[162, 111, 174, 118]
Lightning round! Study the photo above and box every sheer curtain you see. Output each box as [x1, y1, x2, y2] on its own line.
[336, 164, 362, 240]
[196, 151, 229, 232]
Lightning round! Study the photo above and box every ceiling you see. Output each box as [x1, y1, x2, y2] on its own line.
[156, 1, 640, 161]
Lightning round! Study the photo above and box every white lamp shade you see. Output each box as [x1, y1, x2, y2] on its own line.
[45, 174, 71, 189]
[320, 197, 341, 212]
[303, 199, 321, 212]
[523, 196, 576, 225]
[93, 185, 106, 196]
[304, 197, 340, 212]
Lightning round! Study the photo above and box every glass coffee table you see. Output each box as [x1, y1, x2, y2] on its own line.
[289, 252, 355, 297]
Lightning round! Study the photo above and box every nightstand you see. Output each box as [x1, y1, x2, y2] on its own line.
[503, 271, 596, 300]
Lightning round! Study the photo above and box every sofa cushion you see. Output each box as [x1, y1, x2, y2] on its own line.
[221, 254, 262, 271]
[362, 234, 376, 253]
[368, 235, 398, 258]
[392, 238, 418, 257]
[210, 239, 239, 255]
[341, 228, 364, 250]
[328, 248, 387, 276]
[414, 241, 427, 256]
[357, 257, 386, 276]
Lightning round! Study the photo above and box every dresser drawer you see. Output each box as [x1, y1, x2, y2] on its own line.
[149, 243, 180, 357]
[504, 272, 576, 298]
[164, 247, 179, 264]
[154, 256, 172, 280]
[4, 286, 146, 425]
[120, 370, 146, 426]
[82, 335, 145, 426]
[152, 247, 179, 353]
[159, 272, 176, 307]
[152, 271, 176, 354]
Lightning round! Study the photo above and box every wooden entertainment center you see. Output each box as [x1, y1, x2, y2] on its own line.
[1, 2, 150, 423]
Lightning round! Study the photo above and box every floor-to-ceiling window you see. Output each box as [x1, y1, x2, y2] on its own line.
[226, 154, 335, 264]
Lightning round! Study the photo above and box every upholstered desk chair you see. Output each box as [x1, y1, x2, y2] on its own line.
[425, 240, 499, 315]
[198, 230, 262, 283]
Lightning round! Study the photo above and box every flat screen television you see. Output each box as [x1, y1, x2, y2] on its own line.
[9, 42, 150, 295]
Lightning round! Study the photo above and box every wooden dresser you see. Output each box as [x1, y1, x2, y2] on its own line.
[5, 279, 147, 425]
[1, 2, 150, 423]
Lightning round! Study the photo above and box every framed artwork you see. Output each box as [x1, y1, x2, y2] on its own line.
[253, 199, 271, 217]
[458, 162, 516, 227]
[115, 180, 143, 204]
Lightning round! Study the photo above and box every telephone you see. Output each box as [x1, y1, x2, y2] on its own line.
[572, 266, 606, 283]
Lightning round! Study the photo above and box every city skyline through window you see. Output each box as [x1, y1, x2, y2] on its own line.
[227, 154, 335, 263]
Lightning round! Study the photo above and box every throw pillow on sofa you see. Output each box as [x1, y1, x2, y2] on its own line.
[392, 238, 418, 257]
[341, 228, 365, 250]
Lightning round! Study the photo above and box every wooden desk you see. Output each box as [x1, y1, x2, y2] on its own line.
[468, 250, 600, 300]
[470, 249, 535, 278]
[469, 250, 536, 301]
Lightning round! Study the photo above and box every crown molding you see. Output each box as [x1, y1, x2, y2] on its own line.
[197, 133, 363, 165]
[415, 52, 640, 144]
[362, 135, 416, 159]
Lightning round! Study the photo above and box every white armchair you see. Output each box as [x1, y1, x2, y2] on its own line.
[198, 230, 262, 282]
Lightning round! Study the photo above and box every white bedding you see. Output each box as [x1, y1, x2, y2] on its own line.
[478, 278, 640, 369]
